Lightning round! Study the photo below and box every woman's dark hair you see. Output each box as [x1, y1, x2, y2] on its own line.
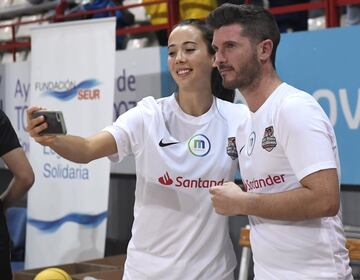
[173, 19, 235, 103]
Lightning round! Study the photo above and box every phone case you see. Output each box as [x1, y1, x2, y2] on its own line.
[32, 111, 67, 135]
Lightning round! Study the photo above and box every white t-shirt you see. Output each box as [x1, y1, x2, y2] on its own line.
[104, 94, 249, 280]
[238, 83, 353, 280]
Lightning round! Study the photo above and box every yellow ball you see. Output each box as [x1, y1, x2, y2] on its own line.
[34, 267, 72, 280]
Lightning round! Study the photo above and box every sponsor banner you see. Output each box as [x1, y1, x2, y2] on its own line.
[111, 46, 166, 174]
[26, 18, 115, 268]
[277, 25, 360, 185]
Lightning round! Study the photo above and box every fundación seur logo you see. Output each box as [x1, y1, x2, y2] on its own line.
[35, 79, 101, 101]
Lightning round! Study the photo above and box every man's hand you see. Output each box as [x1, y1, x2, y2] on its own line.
[209, 182, 245, 216]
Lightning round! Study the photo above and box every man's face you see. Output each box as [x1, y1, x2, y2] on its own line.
[212, 24, 261, 91]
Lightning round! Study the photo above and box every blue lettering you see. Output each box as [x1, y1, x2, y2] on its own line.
[313, 88, 360, 129]
[128, 75, 136, 91]
[128, 101, 137, 109]
[14, 105, 28, 131]
[194, 140, 205, 149]
[113, 100, 137, 119]
[43, 162, 89, 180]
[43, 163, 51, 178]
[43, 146, 62, 159]
[14, 79, 30, 102]
[116, 69, 136, 92]
[43, 146, 53, 156]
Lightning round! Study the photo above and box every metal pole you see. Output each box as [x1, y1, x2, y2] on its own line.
[11, 24, 16, 62]
[55, 0, 67, 21]
[167, 0, 179, 37]
[326, 0, 340, 27]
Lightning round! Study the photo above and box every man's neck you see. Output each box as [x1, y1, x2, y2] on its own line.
[242, 72, 282, 112]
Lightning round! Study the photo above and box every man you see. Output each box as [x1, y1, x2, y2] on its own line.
[207, 4, 353, 280]
[0, 110, 34, 279]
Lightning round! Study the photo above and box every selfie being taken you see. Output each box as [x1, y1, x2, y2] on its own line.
[0, 1, 359, 280]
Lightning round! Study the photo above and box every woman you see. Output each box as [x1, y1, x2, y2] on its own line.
[27, 19, 249, 279]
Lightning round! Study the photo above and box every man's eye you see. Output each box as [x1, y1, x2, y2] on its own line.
[226, 43, 236, 48]
[168, 51, 175, 57]
[186, 48, 195, 52]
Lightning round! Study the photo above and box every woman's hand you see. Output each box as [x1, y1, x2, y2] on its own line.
[26, 106, 56, 146]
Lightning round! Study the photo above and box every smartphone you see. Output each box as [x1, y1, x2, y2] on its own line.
[32, 110, 67, 135]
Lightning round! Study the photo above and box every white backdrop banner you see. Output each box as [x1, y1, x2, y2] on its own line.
[26, 18, 115, 268]
[111, 47, 164, 174]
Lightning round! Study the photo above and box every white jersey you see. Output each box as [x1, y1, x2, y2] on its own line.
[238, 83, 353, 280]
[104, 94, 249, 280]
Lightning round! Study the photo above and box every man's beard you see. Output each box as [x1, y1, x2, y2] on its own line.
[222, 53, 261, 91]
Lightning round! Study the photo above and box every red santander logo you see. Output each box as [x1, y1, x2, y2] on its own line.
[158, 172, 173, 186]
[158, 171, 224, 188]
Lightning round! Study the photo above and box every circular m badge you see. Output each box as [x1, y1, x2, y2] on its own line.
[188, 134, 211, 157]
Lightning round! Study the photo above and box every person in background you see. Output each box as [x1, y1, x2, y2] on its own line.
[207, 4, 353, 279]
[143, 0, 217, 46]
[347, 4, 360, 25]
[67, 0, 135, 49]
[0, 110, 34, 280]
[218, 0, 309, 32]
[27, 19, 249, 279]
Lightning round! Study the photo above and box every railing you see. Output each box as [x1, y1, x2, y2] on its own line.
[0, 0, 360, 62]
[0, 0, 179, 61]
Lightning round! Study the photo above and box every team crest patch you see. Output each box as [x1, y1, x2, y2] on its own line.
[226, 137, 238, 160]
[262, 126, 277, 152]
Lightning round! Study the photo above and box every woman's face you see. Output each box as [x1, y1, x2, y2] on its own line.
[167, 25, 214, 92]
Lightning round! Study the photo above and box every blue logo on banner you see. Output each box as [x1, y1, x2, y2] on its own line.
[43, 79, 101, 101]
[28, 211, 107, 233]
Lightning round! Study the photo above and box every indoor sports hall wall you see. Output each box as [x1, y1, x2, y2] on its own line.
[0, 24, 359, 273]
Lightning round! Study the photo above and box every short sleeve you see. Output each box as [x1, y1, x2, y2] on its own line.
[103, 105, 144, 163]
[275, 94, 338, 180]
[0, 110, 21, 157]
